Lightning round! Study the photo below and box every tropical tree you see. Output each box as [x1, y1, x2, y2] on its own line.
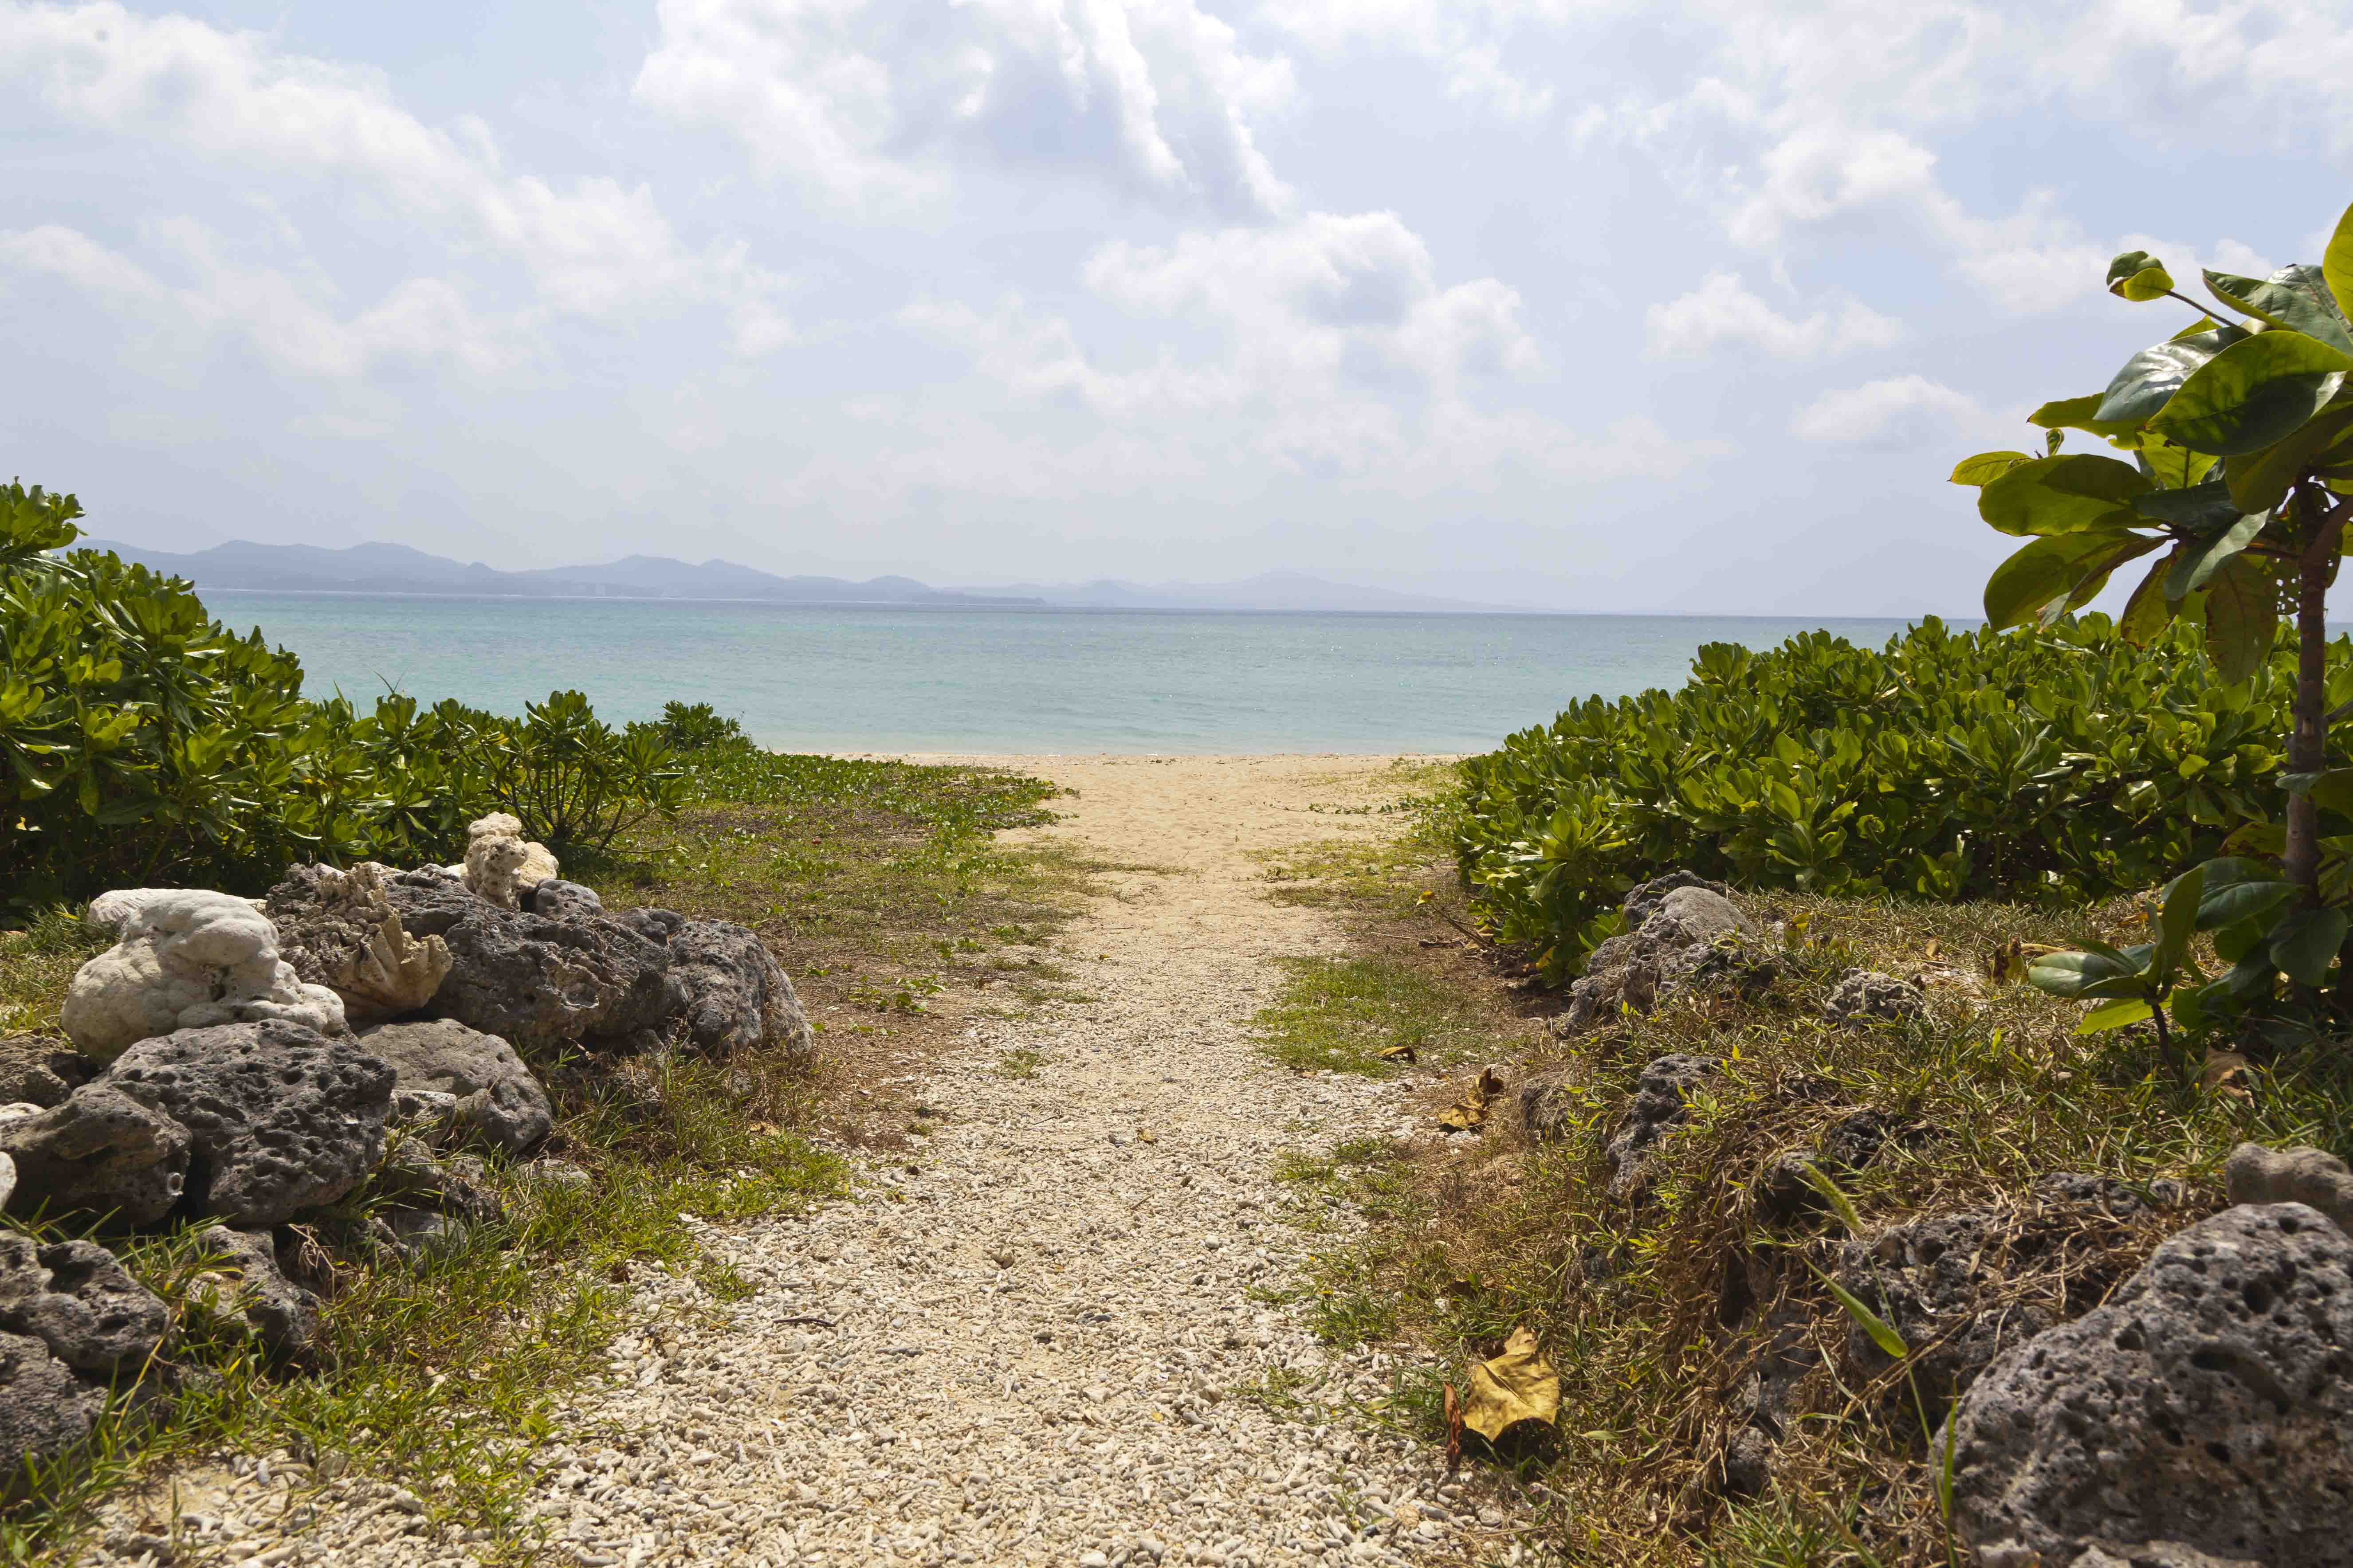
[1956, 201, 2353, 1043]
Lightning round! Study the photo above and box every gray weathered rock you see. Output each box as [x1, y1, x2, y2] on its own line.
[189, 1227, 318, 1357]
[2224, 1141, 2353, 1235]
[1838, 1172, 2167, 1422]
[665, 920, 814, 1062]
[381, 873, 683, 1051]
[1603, 1054, 1720, 1201]
[374, 1141, 504, 1227]
[102, 1021, 393, 1227]
[265, 862, 452, 1026]
[1517, 1070, 1581, 1145]
[1823, 968, 1926, 1025]
[526, 879, 604, 921]
[0, 1230, 168, 1375]
[0, 1036, 95, 1109]
[1952, 1202, 2353, 1567]
[357, 1019, 551, 1157]
[0, 1085, 190, 1226]
[1754, 1108, 1898, 1227]
[1562, 875, 1755, 1031]
[0, 1328, 102, 1474]
[2067, 1544, 2265, 1568]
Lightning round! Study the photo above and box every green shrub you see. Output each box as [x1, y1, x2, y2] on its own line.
[630, 699, 748, 753]
[0, 482, 688, 903]
[1455, 614, 2352, 979]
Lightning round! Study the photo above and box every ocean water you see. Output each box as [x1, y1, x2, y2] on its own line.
[212, 593, 1922, 754]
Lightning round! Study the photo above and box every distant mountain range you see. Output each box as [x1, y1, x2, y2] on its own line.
[79, 540, 1527, 613]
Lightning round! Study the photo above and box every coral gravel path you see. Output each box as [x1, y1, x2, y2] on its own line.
[111, 757, 1489, 1568]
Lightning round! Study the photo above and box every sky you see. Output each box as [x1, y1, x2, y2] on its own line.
[4, 1, 2351, 614]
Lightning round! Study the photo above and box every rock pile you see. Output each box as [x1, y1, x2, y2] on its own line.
[0, 814, 815, 1476]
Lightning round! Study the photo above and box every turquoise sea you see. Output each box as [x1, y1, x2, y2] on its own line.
[213, 593, 1923, 754]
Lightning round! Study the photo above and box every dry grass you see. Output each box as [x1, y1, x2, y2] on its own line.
[1254, 767, 2353, 1567]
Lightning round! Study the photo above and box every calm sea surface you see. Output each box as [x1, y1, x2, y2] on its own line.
[212, 593, 1923, 754]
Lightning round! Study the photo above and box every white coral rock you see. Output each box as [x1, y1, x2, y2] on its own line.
[87, 887, 266, 934]
[462, 813, 558, 909]
[59, 890, 349, 1062]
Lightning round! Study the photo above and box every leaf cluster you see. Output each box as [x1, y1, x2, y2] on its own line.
[1453, 616, 2350, 979]
[0, 488, 693, 905]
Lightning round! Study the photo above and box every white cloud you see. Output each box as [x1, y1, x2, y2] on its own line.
[902, 210, 1697, 492]
[1647, 272, 1902, 359]
[0, 221, 526, 379]
[0, 3, 793, 353]
[1790, 374, 1993, 449]
[1264, 0, 1578, 119]
[634, 0, 1296, 216]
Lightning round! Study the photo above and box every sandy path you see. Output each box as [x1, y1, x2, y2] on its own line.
[119, 757, 1479, 1568]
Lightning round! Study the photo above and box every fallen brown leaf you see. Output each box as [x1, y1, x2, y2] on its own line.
[1459, 1325, 1559, 1443]
[1437, 1066, 1506, 1132]
[1378, 1043, 1418, 1065]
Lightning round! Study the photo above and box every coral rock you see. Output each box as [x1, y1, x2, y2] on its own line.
[266, 863, 453, 1026]
[1603, 1053, 1720, 1201]
[189, 1227, 318, 1357]
[463, 814, 558, 909]
[0, 1328, 102, 1474]
[60, 890, 347, 1062]
[0, 1085, 191, 1227]
[101, 1020, 393, 1227]
[359, 1019, 551, 1157]
[1823, 968, 1926, 1025]
[0, 1230, 167, 1375]
[527, 879, 604, 921]
[2224, 1141, 2353, 1235]
[1562, 874, 1755, 1032]
[664, 919, 814, 1063]
[0, 1036, 97, 1109]
[1952, 1203, 2353, 1567]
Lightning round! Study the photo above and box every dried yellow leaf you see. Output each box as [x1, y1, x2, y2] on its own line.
[1437, 1066, 1506, 1131]
[1459, 1326, 1558, 1442]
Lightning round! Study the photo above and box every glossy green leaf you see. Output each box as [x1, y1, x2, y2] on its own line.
[2138, 437, 2219, 491]
[1977, 455, 2153, 537]
[2116, 556, 2176, 644]
[2095, 325, 2249, 425]
[2106, 250, 2174, 302]
[2201, 552, 2280, 684]
[2269, 905, 2351, 988]
[2148, 330, 2353, 456]
[2135, 478, 2242, 531]
[1984, 530, 2160, 631]
[2155, 862, 2204, 976]
[1950, 451, 2032, 487]
[2322, 199, 2353, 324]
[2165, 510, 2270, 601]
[2226, 405, 2353, 514]
[2300, 766, 2353, 816]
[2203, 266, 2353, 355]
[2075, 998, 2155, 1035]
[2028, 946, 2146, 999]
[2030, 396, 2143, 440]
[2178, 856, 2293, 929]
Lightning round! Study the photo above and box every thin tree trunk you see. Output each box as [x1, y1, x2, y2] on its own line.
[2286, 542, 2331, 896]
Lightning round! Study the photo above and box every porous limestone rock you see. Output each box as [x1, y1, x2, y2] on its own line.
[0, 1153, 12, 1213]
[85, 887, 263, 934]
[101, 1021, 393, 1227]
[60, 890, 347, 1062]
[381, 872, 683, 1051]
[0, 1328, 102, 1474]
[0, 1085, 190, 1226]
[462, 814, 559, 909]
[359, 1018, 551, 1156]
[0, 1035, 95, 1109]
[266, 862, 452, 1025]
[1561, 874, 1756, 1031]
[1837, 1173, 2170, 1423]
[664, 919, 814, 1064]
[189, 1227, 318, 1357]
[1823, 968, 1927, 1025]
[0, 1230, 168, 1375]
[526, 879, 604, 921]
[2224, 1140, 2353, 1235]
[1952, 1202, 2353, 1567]
[1602, 1053, 1721, 1201]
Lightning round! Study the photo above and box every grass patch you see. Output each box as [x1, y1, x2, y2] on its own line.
[0, 750, 1075, 1561]
[1251, 955, 1510, 1076]
[1296, 884, 2353, 1565]
[995, 1047, 1046, 1081]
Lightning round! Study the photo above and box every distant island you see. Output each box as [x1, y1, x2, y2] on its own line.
[80, 540, 1529, 613]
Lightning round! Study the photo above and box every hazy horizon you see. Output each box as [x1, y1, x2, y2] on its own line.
[5, 2, 2339, 615]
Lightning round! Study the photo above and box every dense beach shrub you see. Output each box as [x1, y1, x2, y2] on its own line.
[1454, 615, 2351, 979]
[0, 481, 687, 903]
